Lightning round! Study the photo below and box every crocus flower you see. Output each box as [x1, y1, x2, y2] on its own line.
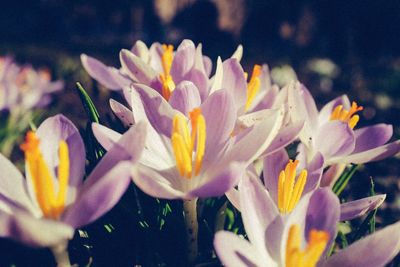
[81, 39, 212, 100]
[288, 82, 400, 167]
[226, 149, 385, 222]
[93, 84, 285, 200]
[0, 115, 146, 266]
[0, 56, 63, 112]
[211, 57, 282, 115]
[214, 174, 400, 267]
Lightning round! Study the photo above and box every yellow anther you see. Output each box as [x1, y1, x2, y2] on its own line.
[286, 225, 330, 267]
[20, 131, 70, 219]
[330, 101, 363, 129]
[245, 64, 262, 111]
[160, 44, 176, 100]
[277, 160, 308, 214]
[171, 108, 206, 178]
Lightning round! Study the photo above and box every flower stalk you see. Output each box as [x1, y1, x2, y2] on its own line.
[183, 198, 198, 265]
[51, 241, 71, 267]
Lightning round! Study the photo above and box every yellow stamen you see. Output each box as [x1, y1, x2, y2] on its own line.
[286, 225, 330, 267]
[330, 101, 363, 129]
[20, 131, 70, 219]
[160, 44, 175, 100]
[277, 160, 308, 214]
[171, 108, 206, 178]
[245, 64, 262, 111]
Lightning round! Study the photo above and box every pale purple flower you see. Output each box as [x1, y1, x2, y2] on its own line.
[215, 174, 400, 267]
[288, 82, 400, 167]
[0, 115, 146, 248]
[93, 83, 286, 200]
[0, 56, 63, 111]
[226, 149, 385, 222]
[81, 39, 212, 100]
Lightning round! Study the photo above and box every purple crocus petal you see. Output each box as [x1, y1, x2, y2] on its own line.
[132, 165, 185, 199]
[288, 82, 319, 137]
[352, 124, 393, 153]
[193, 44, 207, 74]
[131, 40, 149, 62]
[187, 162, 246, 199]
[214, 231, 265, 267]
[92, 123, 122, 151]
[261, 121, 304, 157]
[315, 121, 355, 161]
[0, 209, 74, 247]
[203, 55, 212, 77]
[239, 174, 279, 255]
[322, 221, 400, 267]
[225, 188, 240, 211]
[305, 188, 340, 257]
[120, 49, 157, 84]
[110, 99, 134, 127]
[170, 40, 196, 82]
[340, 194, 386, 221]
[36, 115, 86, 203]
[149, 42, 163, 72]
[263, 149, 289, 205]
[223, 107, 284, 165]
[134, 83, 178, 137]
[86, 122, 147, 190]
[62, 161, 132, 228]
[0, 154, 35, 212]
[221, 58, 247, 111]
[81, 54, 130, 90]
[302, 152, 324, 195]
[318, 95, 350, 125]
[320, 163, 346, 188]
[201, 89, 236, 160]
[231, 44, 243, 61]
[169, 81, 201, 115]
[339, 140, 400, 164]
[183, 69, 209, 101]
[210, 57, 223, 94]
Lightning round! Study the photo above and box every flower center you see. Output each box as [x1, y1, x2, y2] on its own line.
[277, 160, 308, 214]
[171, 108, 206, 178]
[330, 101, 363, 129]
[286, 224, 329, 267]
[245, 64, 262, 111]
[20, 131, 69, 219]
[159, 44, 176, 100]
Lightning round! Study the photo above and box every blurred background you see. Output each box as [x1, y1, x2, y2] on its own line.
[0, 0, 399, 266]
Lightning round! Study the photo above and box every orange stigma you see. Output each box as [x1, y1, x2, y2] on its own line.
[330, 101, 363, 129]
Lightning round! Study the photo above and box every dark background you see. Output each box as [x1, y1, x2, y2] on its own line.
[0, 0, 399, 266]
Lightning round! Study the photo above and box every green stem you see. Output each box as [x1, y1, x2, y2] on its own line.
[51, 242, 72, 267]
[183, 198, 198, 265]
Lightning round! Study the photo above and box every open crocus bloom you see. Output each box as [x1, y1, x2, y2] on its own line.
[226, 149, 385, 222]
[81, 39, 212, 100]
[93, 83, 286, 199]
[0, 56, 63, 111]
[214, 174, 400, 267]
[0, 115, 146, 247]
[211, 57, 282, 115]
[288, 82, 400, 167]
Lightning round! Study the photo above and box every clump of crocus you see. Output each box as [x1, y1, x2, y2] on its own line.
[0, 56, 63, 112]
[0, 115, 146, 266]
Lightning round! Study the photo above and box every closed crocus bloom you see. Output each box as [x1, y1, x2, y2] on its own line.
[0, 115, 146, 266]
[214, 174, 400, 267]
[0, 56, 63, 112]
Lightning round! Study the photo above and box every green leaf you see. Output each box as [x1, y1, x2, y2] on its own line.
[76, 82, 100, 123]
[333, 164, 359, 195]
[369, 177, 377, 234]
